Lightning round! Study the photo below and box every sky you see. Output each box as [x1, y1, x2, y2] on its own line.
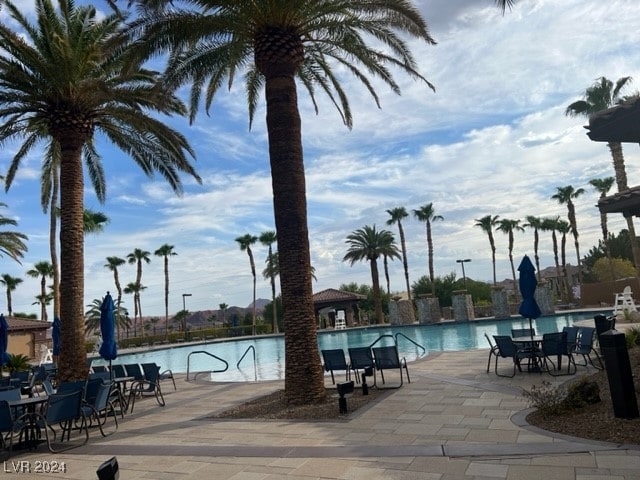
[1, 0, 640, 318]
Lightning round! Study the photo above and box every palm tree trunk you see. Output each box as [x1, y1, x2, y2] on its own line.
[370, 258, 384, 324]
[264, 71, 324, 405]
[533, 229, 540, 282]
[58, 138, 87, 381]
[50, 171, 60, 318]
[552, 232, 564, 303]
[427, 222, 436, 295]
[164, 256, 169, 334]
[398, 222, 411, 302]
[383, 255, 391, 295]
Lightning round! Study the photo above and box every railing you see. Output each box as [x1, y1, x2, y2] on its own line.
[369, 333, 426, 355]
[236, 345, 257, 381]
[186, 350, 228, 382]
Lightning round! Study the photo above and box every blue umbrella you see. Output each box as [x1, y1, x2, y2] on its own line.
[0, 314, 9, 370]
[99, 292, 118, 376]
[52, 316, 61, 357]
[518, 255, 541, 341]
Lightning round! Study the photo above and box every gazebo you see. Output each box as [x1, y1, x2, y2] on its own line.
[312, 288, 365, 329]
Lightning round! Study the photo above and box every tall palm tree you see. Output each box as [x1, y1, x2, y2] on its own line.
[566, 76, 640, 273]
[413, 203, 444, 295]
[0, 203, 28, 265]
[235, 234, 258, 335]
[541, 216, 563, 302]
[262, 251, 280, 332]
[475, 215, 500, 285]
[386, 207, 412, 303]
[83, 209, 109, 234]
[343, 225, 400, 325]
[127, 248, 151, 336]
[0, 0, 200, 381]
[84, 298, 130, 336]
[154, 244, 177, 339]
[218, 303, 228, 326]
[523, 216, 544, 281]
[552, 185, 585, 284]
[0, 274, 23, 317]
[589, 177, 616, 279]
[26, 261, 54, 321]
[104, 256, 126, 339]
[122, 0, 437, 406]
[124, 281, 146, 337]
[497, 218, 525, 302]
[259, 231, 279, 334]
[556, 219, 573, 303]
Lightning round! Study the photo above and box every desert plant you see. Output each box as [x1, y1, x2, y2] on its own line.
[625, 327, 640, 348]
[5, 353, 31, 373]
[522, 380, 568, 417]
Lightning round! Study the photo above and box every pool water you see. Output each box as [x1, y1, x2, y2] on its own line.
[93, 311, 602, 382]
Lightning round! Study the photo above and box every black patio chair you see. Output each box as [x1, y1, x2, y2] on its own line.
[141, 363, 176, 391]
[320, 349, 350, 384]
[82, 381, 118, 437]
[33, 390, 89, 453]
[492, 335, 531, 377]
[371, 345, 410, 388]
[540, 331, 576, 376]
[128, 363, 165, 413]
[0, 400, 26, 457]
[484, 333, 500, 373]
[574, 327, 604, 370]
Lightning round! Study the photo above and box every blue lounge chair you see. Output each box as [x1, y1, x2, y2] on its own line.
[128, 363, 165, 412]
[348, 347, 375, 385]
[540, 332, 576, 376]
[320, 349, 350, 384]
[34, 390, 89, 453]
[484, 333, 500, 373]
[371, 345, 410, 388]
[574, 327, 603, 370]
[492, 335, 531, 377]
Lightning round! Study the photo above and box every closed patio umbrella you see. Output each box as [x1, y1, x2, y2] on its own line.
[0, 314, 9, 374]
[518, 255, 541, 343]
[99, 292, 117, 377]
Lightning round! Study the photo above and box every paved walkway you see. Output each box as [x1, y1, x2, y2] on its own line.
[8, 347, 640, 480]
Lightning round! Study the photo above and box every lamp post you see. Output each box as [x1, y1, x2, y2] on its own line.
[456, 259, 471, 290]
[182, 293, 192, 312]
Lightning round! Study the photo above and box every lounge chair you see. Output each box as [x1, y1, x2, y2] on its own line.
[492, 335, 531, 377]
[124, 364, 145, 381]
[320, 349, 350, 384]
[128, 363, 166, 412]
[111, 364, 127, 378]
[81, 381, 118, 437]
[142, 362, 176, 391]
[484, 333, 500, 373]
[33, 390, 89, 453]
[348, 347, 375, 385]
[371, 345, 410, 388]
[574, 327, 604, 370]
[540, 331, 576, 376]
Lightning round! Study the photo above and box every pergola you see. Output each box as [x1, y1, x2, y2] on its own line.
[312, 288, 365, 328]
[586, 97, 640, 216]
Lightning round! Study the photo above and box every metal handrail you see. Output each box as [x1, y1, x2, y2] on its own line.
[395, 332, 426, 354]
[236, 345, 257, 381]
[369, 334, 396, 349]
[186, 350, 228, 381]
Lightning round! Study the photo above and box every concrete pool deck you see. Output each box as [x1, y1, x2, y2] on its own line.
[11, 345, 640, 479]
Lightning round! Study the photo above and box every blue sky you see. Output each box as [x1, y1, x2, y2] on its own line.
[1, 0, 640, 318]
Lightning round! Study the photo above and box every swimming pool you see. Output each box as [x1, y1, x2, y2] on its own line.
[92, 311, 603, 382]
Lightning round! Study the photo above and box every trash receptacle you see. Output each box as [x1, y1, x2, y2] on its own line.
[599, 330, 639, 419]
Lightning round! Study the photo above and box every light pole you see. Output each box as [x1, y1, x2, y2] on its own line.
[182, 293, 192, 312]
[456, 259, 471, 290]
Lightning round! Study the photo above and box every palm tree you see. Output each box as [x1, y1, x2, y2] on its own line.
[552, 185, 585, 284]
[104, 256, 126, 339]
[0, 0, 200, 381]
[259, 231, 279, 334]
[566, 76, 640, 272]
[0, 274, 23, 317]
[386, 207, 412, 303]
[235, 234, 258, 335]
[0, 203, 28, 265]
[127, 248, 151, 335]
[154, 244, 177, 339]
[589, 177, 616, 279]
[83, 209, 110, 234]
[122, 0, 439, 406]
[556, 219, 573, 303]
[541, 217, 564, 302]
[85, 298, 130, 336]
[523, 216, 544, 281]
[497, 218, 525, 302]
[219, 303, 228, 327]
[413, 203, 444, 295]
[475, 215, 500, 285]
[343, 225, 400, 325]
[26, 261, 54, 321]
[124, 281, 146, 337]
[32, 292, 53, 318]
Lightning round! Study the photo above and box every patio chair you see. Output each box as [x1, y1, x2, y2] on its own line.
[562, 326, 580, 353]
[124, 364, 145, 381]
[492, 335, 531, 377]
[33, 390, 89, 453]
[484, 333, 500, 373]
[320, 349, 351, 384]
[128, 363, 165, 413]
[511, 328, 535, 338]
[348, 347, 375, 385]
[111, 364, 127, 379]
[371, 345, 410, 388]
[574, 327, 604, 370]
[142, 363, 176, 391]
[56, 380, 87, 396]
[0, 400, 26, 457]
[82, 381, 118, 437]
[91, 365, 108, 374]
[539, 331, 576, 376]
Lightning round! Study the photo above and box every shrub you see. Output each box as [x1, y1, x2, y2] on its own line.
[5, 353, 31, 372]
[625, 327, 640, 348]
[522, 376, 601, 418]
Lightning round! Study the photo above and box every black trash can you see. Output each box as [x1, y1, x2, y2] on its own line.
[599, 330, 639, 419]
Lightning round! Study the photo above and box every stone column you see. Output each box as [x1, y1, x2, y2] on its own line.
[491, 286, 510, 319]
[389, 300, 399, 325]
[389, 299, 415, 325]
[452, 290, 474, 321]
[417, 294, 441, 324]
[535, 281, 554, 315]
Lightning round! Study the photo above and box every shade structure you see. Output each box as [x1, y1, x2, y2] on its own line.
[99, 292, 118, 363]
[52, 316, 61, 357]
[518, 255, 541, 339]
[0, 314, 9, 368]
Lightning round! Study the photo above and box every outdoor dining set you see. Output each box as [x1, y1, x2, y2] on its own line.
[0, 360, 173, 458]
[485, 323, 606, 378]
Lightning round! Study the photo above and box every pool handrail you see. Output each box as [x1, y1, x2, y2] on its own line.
[395, 332, 426, 355]
[186, 350, 229, 381]
[369, 334, 396, 349]
[236, 345, 257, 381]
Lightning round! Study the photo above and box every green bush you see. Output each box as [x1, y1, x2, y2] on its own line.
[522, 380, 568, 417]
[5, 353, 31, 372]
[625, 327, 640, 348]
